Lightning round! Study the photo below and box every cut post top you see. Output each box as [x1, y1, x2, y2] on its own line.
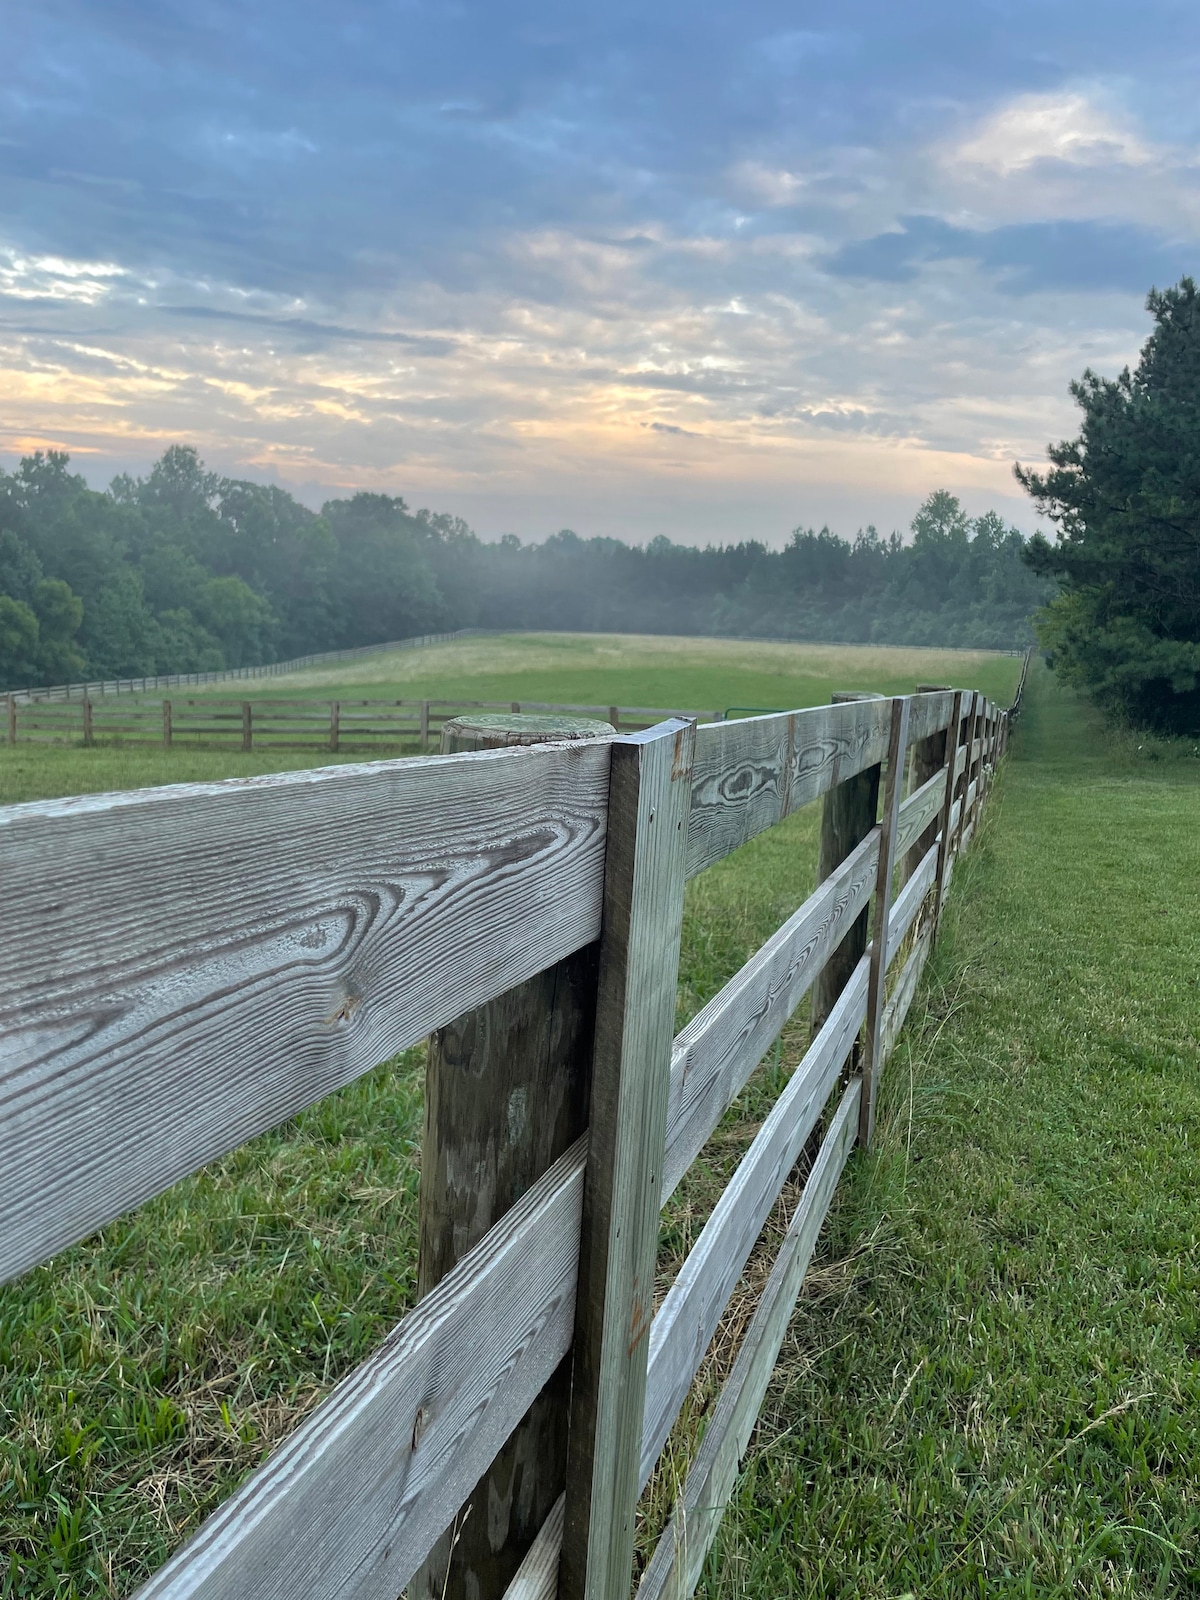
[441, 711, 616, 751]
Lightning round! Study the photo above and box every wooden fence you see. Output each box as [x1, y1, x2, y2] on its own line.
[4, 695, 722, 751]
[0, 666, 1027, 1600]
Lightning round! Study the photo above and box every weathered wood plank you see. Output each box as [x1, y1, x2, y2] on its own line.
[893, 766, 945, 867]
[881, 924, 933, 1067]
[885, 840, 938, 967]
[134, 1139, 587, 1600]
[687, 698, 892, 878]
[561, 721, 695, 1600]
[641, 957, 867, 1480]
[906, 689, 955, 745]
[904, 687, 950, 885]
[635, 1078, 861, 1600]
[661, 827, 879, 1205]
[0, 740, 612, 1285]
[860, 697, 910, 1146]
[932, 691, 964, 934]
[504, 1495, 564, 1600]
[809, 692, 885, 1037]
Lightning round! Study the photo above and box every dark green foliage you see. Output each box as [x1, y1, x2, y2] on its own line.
[0, 440, 1047, 688]
[1019, 277, 1200, 733]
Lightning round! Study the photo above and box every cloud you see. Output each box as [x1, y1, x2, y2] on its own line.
[1, 5, 1199, 541]
[827, 215, 1191, 295]
[954, 92, 1155, 176]
[643, 420, 702, 437]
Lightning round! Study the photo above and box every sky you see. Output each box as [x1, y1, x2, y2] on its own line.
[2, 1, 1199, 545]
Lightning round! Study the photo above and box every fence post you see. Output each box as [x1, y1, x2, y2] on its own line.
[967, 696, 984, 831]
[330, 701, 340, 753]
[82, 696, 94, 747]
[420, 699, 430, 752]
[608, 705, 620, 733]
[859, 696, 911, 1148]
[412, 711, 617, 1600]
[810, 692, 884, 1038]
[952, 690, 977, 861]
[559, 717, 695, 1600]
[6, 695, 15, 746]
[241, 702, 252, 752]
[904, 684, 950, 886]
[932, 691, 964, 927]
[162, 700, 172, 749]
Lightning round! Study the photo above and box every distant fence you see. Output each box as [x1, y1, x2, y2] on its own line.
[5, 694, 722, 751]
[0, 628, 480, 704]
[2, 669, 1025, 1600]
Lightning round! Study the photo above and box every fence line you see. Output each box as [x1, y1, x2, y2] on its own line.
[0, 628, 481, 704]
[1, 660, 1025, 1600]
[4, 694, 723, 751]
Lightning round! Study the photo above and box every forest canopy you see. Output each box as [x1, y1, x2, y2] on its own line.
[0, 446, 1049, 687]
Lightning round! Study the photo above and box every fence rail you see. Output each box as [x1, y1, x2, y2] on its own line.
[0, 657, 1027, 1600]
[4, 694, 722, 752]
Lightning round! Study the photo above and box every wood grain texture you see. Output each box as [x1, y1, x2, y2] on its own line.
[635, 1079, 861, 1600]
[860, 696, 911, 1146]
[906, 689, 955, 745]
[641, 957, 868, 1481]
[503, 1494, 564, 1600]
[880, 924, 933, 1068]
[932, 691, 965, 935]
[952, 692, 978, 860]
[809, 693, 885, 1038]
[134, 1139, 588, 1600]
[0, 740, 612, 1285]
[885, 840, 938, 968]
[661, 827, 879, 1205]
[894, 766, 946, 868]
[903, 690, 950, 886]
[561, 721, 696, 1600]
[687, 698, 892, 879]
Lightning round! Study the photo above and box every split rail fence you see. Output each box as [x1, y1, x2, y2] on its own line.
[4, 695, 721, 752]
[1, 663, 1028, 1600]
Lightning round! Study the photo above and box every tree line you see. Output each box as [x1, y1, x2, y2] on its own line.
[0, 450, 1050, 690]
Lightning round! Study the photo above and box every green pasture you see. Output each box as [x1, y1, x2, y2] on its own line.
[0, 633, 1021, 808]
[218, 631, 1023, 713]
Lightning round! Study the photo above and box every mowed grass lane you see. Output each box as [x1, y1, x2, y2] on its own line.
[0, 639, 1020, 1596]
[696, 667, 1200, 1598]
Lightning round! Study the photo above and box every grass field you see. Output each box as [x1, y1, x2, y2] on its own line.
[0, 634, 1022, 809]
[16, 642, 1192, 1600]
[256, 633, 1024, 713]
